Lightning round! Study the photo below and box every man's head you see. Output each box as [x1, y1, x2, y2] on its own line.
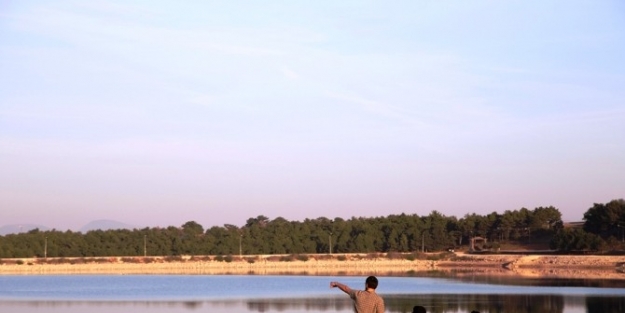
[413, 305, 427, 313]
[365, 276, 378, 289]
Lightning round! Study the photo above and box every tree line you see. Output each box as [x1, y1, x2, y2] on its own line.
[0, 199, 623, 258]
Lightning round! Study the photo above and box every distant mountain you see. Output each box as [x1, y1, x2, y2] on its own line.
[79, 219, 137, 233]
[0, 224, 50, 236]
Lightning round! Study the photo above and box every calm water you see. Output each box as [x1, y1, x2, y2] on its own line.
[1, 275, 624, 313]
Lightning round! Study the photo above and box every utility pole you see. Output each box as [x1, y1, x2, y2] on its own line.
[239, 233, 243, 257]
[328, 220, 334, 254]
[143, 235, 147, 257]
[44, 237, 47, 259]
[329, 232, 332, 254]
[421, 229, 430, 253]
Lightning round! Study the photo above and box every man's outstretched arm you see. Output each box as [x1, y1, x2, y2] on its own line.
[330, 281, 352, 295]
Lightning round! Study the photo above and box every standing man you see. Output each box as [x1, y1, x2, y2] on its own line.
[330, 276, 385, 313]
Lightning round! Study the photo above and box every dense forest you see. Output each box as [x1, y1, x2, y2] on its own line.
[0, 199, 623, 258]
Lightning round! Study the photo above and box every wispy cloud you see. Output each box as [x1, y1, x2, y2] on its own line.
[188, 94, 216, 107]
[323, 91, 439, 131]
[8, 4, 287, 60]
[281, 66, 299, 80]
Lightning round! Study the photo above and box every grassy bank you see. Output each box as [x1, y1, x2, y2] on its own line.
[1, 252, 624, 280]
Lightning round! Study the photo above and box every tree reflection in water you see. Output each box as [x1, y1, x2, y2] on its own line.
[245, 294, 625, 313]
[2, 295, 624, 313]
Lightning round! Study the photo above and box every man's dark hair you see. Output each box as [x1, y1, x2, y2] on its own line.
[365, 276, 378, 289]
[413, 305, 426, 313]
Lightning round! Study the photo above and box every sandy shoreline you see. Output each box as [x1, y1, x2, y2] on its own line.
[1, 253, 624, 280]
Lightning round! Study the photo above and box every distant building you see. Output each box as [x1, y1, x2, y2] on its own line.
[563, 222, 584, 228]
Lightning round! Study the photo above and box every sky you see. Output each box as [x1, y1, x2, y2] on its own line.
[1, 1, 624, 231]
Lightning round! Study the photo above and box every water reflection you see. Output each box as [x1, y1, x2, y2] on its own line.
[586, 296, 625, 313]
[401, 269, 625, 289]
[2, 294, 625, 313]
[384, 294, 564, 313]
[247, 297, 351, 312]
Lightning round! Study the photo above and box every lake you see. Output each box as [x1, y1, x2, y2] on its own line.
[1, 274, 624, 312]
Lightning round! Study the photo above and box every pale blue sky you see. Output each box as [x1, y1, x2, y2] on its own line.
[1, 1, 624, 231]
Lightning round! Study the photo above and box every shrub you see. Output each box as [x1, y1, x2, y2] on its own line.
[266, 255, 282, 262]
[164, 255, 183, 262]
[490, 242, 501, 250]
[337, 255, 347, 261]
[386, 252, 403, 259]
[189, 255, 212, 262]
[224, 255, 233, 263]
[426, 252, 453, 261]
[550, 228, 607, 252]
[296, 254, 309, 261]
[365, 253, 381, 260]
[451, 255, 473, 261]
[315, 254, 333, 260]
